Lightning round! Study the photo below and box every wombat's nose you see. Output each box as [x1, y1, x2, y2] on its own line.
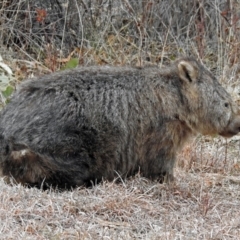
[234, 116, 240, 132]
[220, 115, 240, 138]
[230, 116, 240, 134]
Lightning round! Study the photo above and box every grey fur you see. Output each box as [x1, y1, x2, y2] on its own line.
[0, 57, 239, 188]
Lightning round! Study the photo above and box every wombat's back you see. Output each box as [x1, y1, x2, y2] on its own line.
[0, 66, 162, 148]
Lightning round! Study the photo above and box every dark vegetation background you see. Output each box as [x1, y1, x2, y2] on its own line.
[1, 0, 239, 70]
[0, 1, 240, 239]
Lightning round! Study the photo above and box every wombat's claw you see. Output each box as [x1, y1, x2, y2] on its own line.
[163, 173, 174, 184]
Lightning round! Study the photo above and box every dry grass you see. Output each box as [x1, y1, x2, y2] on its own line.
[0, 138, 240, 239]
[0, 175, 239, 239]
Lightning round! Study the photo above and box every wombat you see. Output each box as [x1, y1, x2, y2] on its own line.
[0, 57, 239, 188]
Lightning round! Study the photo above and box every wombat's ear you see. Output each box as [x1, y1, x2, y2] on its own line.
[178, 60, 198, 83]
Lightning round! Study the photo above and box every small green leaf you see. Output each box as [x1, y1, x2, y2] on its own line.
[61, 58, 79, 70]
[2, 86, 14, 98]
[170, 55, 176, 60]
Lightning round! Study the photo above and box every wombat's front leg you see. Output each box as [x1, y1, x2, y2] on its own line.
[162, 158, 176, 183]
[157, 157, 176, 184]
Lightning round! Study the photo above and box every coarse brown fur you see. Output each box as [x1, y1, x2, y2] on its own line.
[0, 57, 240, 188]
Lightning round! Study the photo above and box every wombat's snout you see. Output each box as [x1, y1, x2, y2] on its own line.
[220, 114, 240, 138]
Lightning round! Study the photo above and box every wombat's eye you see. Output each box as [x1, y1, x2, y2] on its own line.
[224, 103, 229, 108]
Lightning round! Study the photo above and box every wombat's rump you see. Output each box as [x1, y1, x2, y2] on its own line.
[0, 57, 239, 188]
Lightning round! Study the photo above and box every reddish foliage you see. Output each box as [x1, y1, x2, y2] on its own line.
[36, 8, 47, 23]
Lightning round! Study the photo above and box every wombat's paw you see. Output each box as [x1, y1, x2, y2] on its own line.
[159, 173, 175, 183]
